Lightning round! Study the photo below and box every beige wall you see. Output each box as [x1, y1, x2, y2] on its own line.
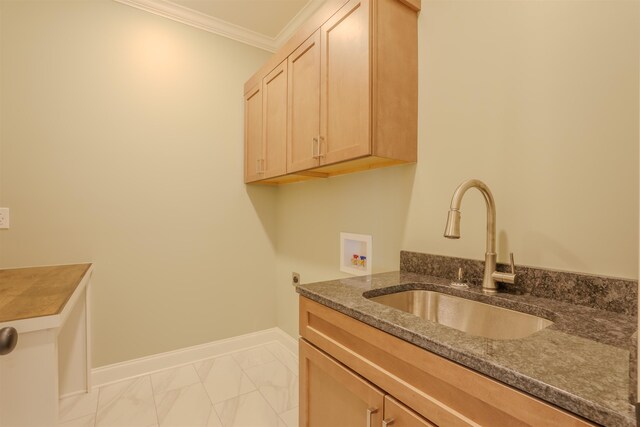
[0, 0, 637, 365]
[275, 0, 639, 337]
[0, 0, 276, 367]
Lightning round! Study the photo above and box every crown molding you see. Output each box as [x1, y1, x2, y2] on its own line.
[114, 0, 326, 53]
[274, 0, 326, 48]
[114, 0, 278, 52]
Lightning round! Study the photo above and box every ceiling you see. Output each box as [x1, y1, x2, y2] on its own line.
[116, 0, 326, 52]
[171, 0, 310, 38]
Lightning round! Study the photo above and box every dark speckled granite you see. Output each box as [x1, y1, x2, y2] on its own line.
[297, 269, 637, 426]
[400, 251, 638, 316]
[631, 332, 638, 404]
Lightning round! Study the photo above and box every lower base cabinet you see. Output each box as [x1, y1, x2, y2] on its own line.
[300, 339, 434, 427]
[299, 296, 595, 427]
[300, 339, 384, 427]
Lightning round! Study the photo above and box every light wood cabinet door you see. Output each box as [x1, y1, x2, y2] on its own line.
[320, 0, 371, 166]
[383, 396, 436, 427]
[287, 30, 321, 173]
[300, 339, 384, 427]
[262, 61, 288, 179]
[244, 82, 263, 183]
[244, 0, 420, 184]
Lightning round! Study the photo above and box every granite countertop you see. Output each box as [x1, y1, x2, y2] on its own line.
[296, 270, 637, 427]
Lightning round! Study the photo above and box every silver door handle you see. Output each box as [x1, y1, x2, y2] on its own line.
[366, 408, 378, 427]
[383, 418, 395, 427]
[318, 136, 325, 158]
[312, 137, 319, 158]
[0, 327, 18, 355]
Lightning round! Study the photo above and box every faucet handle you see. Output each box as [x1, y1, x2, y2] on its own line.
[492, 253, 517, 285]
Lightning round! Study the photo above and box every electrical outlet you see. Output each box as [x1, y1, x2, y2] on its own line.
[0, 208, 9, 229]
[292, 272, 300, 287]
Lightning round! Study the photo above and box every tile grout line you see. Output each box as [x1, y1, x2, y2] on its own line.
[93, 339, 288, 390]
[211, 388, 266, 425]
[93, 383, 101, 427]
[263, 342, 299, 377]
[57, 391, 98, 426]
[212, 346, 285, 426]
[62, 342, 298, 427]
[208, 405, 225, 427]
[241, 345, 298, 420]
[149, 375, 161, 427]
[231, 343, 279, 371]
[196, 358, 233, 426]
[278, 409, 298, 427]
[97, 376, 154, 427]
[162, 362, 217, 426]
[151, 365, 215, 426]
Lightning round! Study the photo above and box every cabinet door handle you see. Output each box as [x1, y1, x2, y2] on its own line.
[383, 418, 395, 427]
[366, 408, 378, 427]
[318, 136, 325, 158]
[0, 327, 18, 356]
[261, 159, 265, 174]
[312, 137, 319, 158]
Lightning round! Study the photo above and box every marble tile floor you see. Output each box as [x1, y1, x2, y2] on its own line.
[58, 342, 299, 427]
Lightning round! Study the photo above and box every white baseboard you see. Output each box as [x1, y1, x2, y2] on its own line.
[272, 327, 298, 354]
[91, 327, 298, 389]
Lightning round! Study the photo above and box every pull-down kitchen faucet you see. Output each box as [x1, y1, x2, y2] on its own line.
[444, 179, 515, 294]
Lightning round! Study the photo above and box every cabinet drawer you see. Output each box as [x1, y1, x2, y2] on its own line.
[384, 395, 436, 427]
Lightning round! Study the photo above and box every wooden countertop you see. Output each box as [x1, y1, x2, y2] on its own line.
[0, 264, 92, 323]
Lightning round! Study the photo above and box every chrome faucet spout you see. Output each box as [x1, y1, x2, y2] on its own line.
[444, 179, 514, 294]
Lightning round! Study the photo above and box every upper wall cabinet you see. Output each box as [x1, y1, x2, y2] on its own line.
[287, 30, 321, 173]
[320, 0, 371, 167]
[262, 61, 288, 179]
[244, 61, 288, 182]
[244, 82, 263, 183]
[244, 0, 420, 184]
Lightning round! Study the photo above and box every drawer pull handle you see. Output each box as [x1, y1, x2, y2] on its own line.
[366, 407, 377, 427]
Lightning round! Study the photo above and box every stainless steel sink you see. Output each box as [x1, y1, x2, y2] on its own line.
[368, 290, 553, 340]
